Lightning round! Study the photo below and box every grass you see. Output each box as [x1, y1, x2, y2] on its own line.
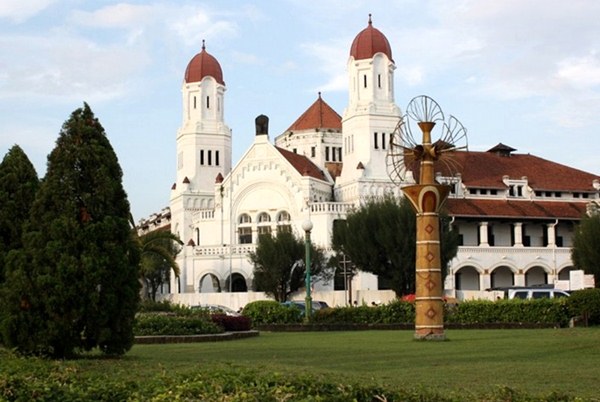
[2, 328, 600, 400]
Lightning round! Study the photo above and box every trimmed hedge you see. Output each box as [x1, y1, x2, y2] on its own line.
[242, 300, 303, 325]
[134, 313, 222, 336]
[445, 299, 570, 327]
[210, 314, 252, 332]
[249, 298, 581, 328]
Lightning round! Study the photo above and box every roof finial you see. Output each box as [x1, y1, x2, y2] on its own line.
[368, 13, 372, 25]
[318, 91, 322, 99]
[201, 39, 206, 51]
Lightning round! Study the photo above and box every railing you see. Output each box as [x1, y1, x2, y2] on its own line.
[194, 244, 257, 256]
[309, 202, 354, 214]
[457, 246, 570, 256]
[195, 210, 215, 220]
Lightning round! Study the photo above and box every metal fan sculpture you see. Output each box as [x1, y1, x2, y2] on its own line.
[386, 95, 468, 185]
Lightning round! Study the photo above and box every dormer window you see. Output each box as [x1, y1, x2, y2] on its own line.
[509, 185, 523, 197]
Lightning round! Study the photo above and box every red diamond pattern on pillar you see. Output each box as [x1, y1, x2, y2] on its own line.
[426, 252, 435, 262]
[425, 224, 434, 234]
[426, 308, 437, 319]
[425, 279, 435, 290]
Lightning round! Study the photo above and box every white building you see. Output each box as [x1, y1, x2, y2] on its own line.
[141, 18, 598, 307]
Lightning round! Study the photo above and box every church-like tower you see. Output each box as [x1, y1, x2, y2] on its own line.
[336, 16, 402, 202]
[170, 41, 231, 250]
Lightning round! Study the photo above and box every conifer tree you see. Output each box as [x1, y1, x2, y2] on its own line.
[0, 103, 140, 357]
[0, 145, 39, 283]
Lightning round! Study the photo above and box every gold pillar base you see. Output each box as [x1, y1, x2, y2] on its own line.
[414, 329, 446, 341]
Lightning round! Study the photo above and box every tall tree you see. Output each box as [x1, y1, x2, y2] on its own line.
[249, 230, 330, 302]
[0, 103, 140, 357]
[572, 212, 600, 287]
[0, 145, 39, 283]
[332, 195, 459, 297]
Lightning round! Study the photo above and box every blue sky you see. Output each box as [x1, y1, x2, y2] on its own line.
[1, 1, 600, 220]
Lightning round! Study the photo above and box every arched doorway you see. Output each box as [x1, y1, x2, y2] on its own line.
[199, 273, 221, 293]
[558, 266, 576, 281]
[490, 266, 514, 288]
[525, 266, 548, 286]
[455, 266, 480, 290]
[225, 273, 248, 292]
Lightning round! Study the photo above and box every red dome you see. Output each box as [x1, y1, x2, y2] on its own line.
[349, 15, 393, 62]
[184, 42, 224, 85]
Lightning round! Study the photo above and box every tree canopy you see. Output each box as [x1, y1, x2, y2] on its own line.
[331, 194, 459, 297]
[0, 145, 39, 283]
[572, 212, 600, 287]
[249, 230, 330, 302]
[0, 103, 140, 357]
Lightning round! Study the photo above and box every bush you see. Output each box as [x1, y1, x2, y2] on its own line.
[242, 300, 302, 326]
[210, 314, 252, 331]
[312, 301, 414, 324]
[137, 300, 184, 313]
[567, 288, 600, 326]
[445, 299, 570, 326]
[134, 313, 222, 336]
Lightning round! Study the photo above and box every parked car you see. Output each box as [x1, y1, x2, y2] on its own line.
[506, 288, 570, 300]
[280, 300, 329, 316]
[191, 304, 241, 316]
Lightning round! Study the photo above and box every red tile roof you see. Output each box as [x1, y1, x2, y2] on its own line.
[184, 42, 224, 85]
[433, 149, 599, 191]
[286, 93, 342, 132]
[275, 146, 328, 181]
[445, 198, 587, 220]
[350, 15, 393, 62]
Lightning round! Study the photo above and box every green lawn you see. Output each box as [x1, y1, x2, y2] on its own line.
[2, 328, 600, 400]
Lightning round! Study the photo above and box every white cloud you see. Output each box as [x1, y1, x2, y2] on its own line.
[556, 52, 600, 89]
[301, 40, 348, 92]
[0, 0, 56, 23]
[169, 7, 238, 48]
[69, 3, 156, 29]
[0, 34, 150, 102]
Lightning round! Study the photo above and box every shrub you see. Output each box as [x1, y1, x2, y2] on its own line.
[567, 288, 600, 326]
[445, 299, 569, 326]
[242, 300, 302, 325]
[137, 300, 183, 313]
[312, 301, 414, 324]
[133, 313, 222, 336]
[210, 314, 252, 332]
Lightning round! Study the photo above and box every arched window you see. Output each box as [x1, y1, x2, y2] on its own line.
[257, 212, 272, 237]
[238, 213, 252, 244]
[239, 213, 252, 224]
[258, 212, 271, 223]
[277, 211, 291, 233]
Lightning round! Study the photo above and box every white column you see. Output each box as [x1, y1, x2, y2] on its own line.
[513, 222, 523, 247]
[547, 222, 556, 247]
[479, 222, 489, 247]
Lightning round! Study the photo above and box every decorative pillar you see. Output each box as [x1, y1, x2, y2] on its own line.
[302, 219, 313, 322]
[402, 122, 449, 341]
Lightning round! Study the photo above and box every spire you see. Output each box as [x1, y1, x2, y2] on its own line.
[368, 13, 372, 25]
[202, 39, 206, 51]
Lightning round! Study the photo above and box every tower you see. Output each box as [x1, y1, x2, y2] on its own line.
[336, 15, 401, 201]
[170, 41, 231, 252]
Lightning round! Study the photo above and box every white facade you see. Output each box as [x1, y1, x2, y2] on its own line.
[140, 20, 598, 308]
